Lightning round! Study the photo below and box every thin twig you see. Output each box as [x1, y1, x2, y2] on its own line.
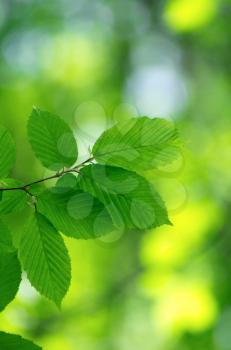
[0, 157, 94, 192]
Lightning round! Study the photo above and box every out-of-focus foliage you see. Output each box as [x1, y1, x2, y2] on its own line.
[0, 0, 230, 349]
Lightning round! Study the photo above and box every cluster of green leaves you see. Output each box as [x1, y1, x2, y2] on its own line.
[0, 107, 181, 349]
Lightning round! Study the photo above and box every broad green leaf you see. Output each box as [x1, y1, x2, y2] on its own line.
[37, 186, 115, 239]
[28, 107, 78, 171]
[93, 117, 181, 172]
[0, 332, 42, 349]
[78, 164, 171, 229]
[0, 125, 16, 178]
[18, 213, 71, 307]
[0, 179, 27, 214]
[0, 219, 14, 252]
[0, 251, 21, 311]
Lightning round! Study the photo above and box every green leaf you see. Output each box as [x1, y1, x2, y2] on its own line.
[0, 125, 16, 178]
[28, 107, 78, 171]
[18, 213, 71, 307]
[0, 219, 14, 252]
[0, 332, 42, 349]
[93, 117, 181, 172]
[37, 186, 115, 239]
[0, 251, 21, 311]
[0, 179, 27, 214]
[78, 164, 170, 229]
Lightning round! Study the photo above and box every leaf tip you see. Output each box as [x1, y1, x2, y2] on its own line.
[55, 299, 63, 311]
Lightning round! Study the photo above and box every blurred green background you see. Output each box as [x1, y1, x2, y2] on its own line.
[0, 0, 231, 349]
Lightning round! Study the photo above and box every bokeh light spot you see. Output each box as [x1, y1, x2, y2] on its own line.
[164, 0, 218, 32]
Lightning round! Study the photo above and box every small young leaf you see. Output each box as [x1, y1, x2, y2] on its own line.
[0, 251, 21, 311]
[28, 108, 78, 171]
[18, 212, 71, 307]
[0, 125, 16, 178]
[93, 117, 181, 172]
[78, 164, 171, 229]
[37, 186, 115, 239]
[0, 179, 27, 214]
[29, 183, 47, 196]
[56, 173, 77, 192]
[0, 332, 42, 349]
